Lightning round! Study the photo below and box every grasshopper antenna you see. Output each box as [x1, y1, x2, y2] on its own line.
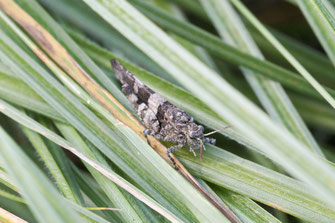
[204, 125, 231, 136]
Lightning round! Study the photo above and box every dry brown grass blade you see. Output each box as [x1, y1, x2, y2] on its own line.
[0, 1, 241, 222]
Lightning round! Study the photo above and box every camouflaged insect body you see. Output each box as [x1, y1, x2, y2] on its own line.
[111, 59, 215, 159]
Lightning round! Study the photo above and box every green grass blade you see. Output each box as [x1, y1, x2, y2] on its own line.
[0, 18, 231, 220]
[71, 167, 123, 222]
[170, 0, 208, 20]
[292, 95, 335, 132]
[0, 126, 86, 223]
[176, 146, 335, 223]
[0, 73, 64, 122]
[0, 28, 188, 222]
[0, 6, 233, 220]
[200, 0, 322, 155]
[229, 0, 335, 109]
[0, 164, 111, 223]
[1, 1, 334, 221]
[21, 123, 82, 204]
[0, 6, 234, 221]
[0, 98, 183, 223]
[56, 123, 151, 223]
[129, 0, 335, 102]
[31, 0, 170, 87]
[0, 46, 332, 221]
[214, 188, 282, 223]
[170, 0, 335, 87]
[82, 0, 335, 208]
[64, 201, 111, 223]
[0, 170, 18, 193]
[0, 197, 34, 222]
[296, 0, 335, 67]
[17, 0, 133, 112]
[0, 52, 284, 222]
[250, 28, 335, 87]
[198, 180, 281, 223]
[0, 188, 25, 204]
[70, 29, 266, 155]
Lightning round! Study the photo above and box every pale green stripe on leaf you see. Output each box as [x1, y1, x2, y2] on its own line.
[82, 0, 335, 208]
[201, 0, 322, 155]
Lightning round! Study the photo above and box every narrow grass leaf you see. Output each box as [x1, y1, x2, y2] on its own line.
[0, 126, 85, 223]
[0, 99, 183, 223]
[176, 145, 335, 223]
[56, 123, 151, 223]
[200, 0, 322, 155]
[21, 124, 81, 203]
[0, 2, 232, 218]
[231, 0, 335, 108]
[214, 188, 281, 223]
[0, 73, 64, 122]
[250, 28, 335, 87]
[16, 0, 132, 112]
[81, 0, 335, 208]
[72, 167, 124, 222]
[0, 60, 331, 222]
[296, 0, 335, 67]
[198, 179, 281, 223]
[70, 31, 266, 155]
[129, 0, 335, 102]
[40, 0, 171, 79]
[0, 189, 25, 204]
[0, 25, 193, 222]
[292, 95, 335, 132]
[229, 0, 335, 109]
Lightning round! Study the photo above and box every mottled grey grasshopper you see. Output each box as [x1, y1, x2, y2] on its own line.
[111, 59, 216, 161]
